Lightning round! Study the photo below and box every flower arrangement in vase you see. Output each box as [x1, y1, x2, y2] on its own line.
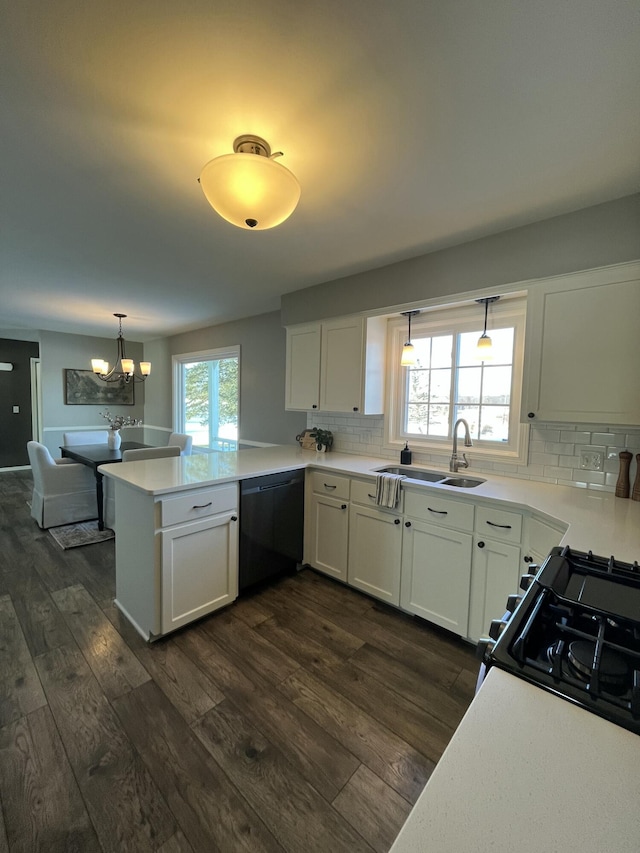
[100, 409, 142, 449]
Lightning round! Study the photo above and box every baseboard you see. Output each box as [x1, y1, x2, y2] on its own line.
[113, 598, 150, 642]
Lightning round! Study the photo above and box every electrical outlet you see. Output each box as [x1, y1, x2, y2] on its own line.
[578, 446, 604, 471]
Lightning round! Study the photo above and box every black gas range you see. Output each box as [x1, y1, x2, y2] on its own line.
[479, 546, 640, 735]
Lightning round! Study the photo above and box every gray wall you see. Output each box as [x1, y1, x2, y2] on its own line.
[40, 330, 145, 454]
[281, 193, 640, 324]
[148, 311, 306, 446]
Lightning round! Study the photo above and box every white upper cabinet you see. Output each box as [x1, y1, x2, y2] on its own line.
[521, 262, 640, 425]
[285, 316, 386, 414]
[285, 323, 321, 411]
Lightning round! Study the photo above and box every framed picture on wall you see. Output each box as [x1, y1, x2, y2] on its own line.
[64, 369, 135, 405]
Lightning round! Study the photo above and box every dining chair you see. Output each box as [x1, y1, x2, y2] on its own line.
[27, 441, 97, 529]
[63, 430, 109, 445]
[121, 446, 181, 462]
[167, 432, 193, 455]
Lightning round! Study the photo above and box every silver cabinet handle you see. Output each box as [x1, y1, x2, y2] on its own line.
[486, 520, 512, 529]
[192, 501, 213, 509]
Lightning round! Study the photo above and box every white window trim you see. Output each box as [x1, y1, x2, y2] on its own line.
[172, 346, 240, 449]
[384, 297, 529, 465]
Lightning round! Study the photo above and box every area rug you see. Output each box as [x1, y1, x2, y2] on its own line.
[49, 520, 114, 549]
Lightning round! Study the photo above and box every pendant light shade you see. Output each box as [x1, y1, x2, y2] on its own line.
[475, 297, 500, 361]
[400, 311, 420, 367]
[199, 135, 301, 230]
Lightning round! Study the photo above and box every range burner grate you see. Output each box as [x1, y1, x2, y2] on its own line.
[488, 546, 640, 733]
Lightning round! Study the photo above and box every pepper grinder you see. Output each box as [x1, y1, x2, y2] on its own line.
[615, 450, 632, 498]
[632, 454, 640, 501]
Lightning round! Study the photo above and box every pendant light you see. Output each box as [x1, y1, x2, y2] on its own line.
[475, 297, 500, 360]
[199, 135, 301, 230]
[400, 311, 420, 366]
[91, 314, 151, 383]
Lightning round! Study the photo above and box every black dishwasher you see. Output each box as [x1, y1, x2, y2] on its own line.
[239, 469, 305, 592]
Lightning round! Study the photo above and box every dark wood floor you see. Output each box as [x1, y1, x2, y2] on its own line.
[0, 470, 478, 853]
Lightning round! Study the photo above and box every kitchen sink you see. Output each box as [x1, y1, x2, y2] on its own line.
[440, 476, 486, 488]
[375, 466, 446, 483]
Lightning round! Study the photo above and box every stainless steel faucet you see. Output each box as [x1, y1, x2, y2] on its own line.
[450, 418, 472, 472]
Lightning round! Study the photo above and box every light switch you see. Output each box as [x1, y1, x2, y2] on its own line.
[12, 405, 19, 413]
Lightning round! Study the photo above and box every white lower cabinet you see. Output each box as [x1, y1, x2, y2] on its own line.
[161, 511, 238, 635]
[348, 504, 403, 605]
[468, 538, 521, 643]
[305, 472, 351, 582]
[400, 518, 473, 637]
[303, 472, 564, 645]
[524, 514, 567, 567]
[307, 494, 349, 581]
[114, 480, 238, 641]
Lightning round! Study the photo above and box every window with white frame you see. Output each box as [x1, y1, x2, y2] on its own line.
[386, 296, 528, 463]
[173, 346, 239, 452]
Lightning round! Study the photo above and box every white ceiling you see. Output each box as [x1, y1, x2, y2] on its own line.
[2, 0, 639, 341]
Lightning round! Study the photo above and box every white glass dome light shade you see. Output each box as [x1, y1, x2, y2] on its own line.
[199, 150, 301, 230]
[476, 333, 493, 361]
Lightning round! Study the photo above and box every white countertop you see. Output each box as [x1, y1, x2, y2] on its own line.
[100, 444, 640, 562]
[389, 668, 640, 853]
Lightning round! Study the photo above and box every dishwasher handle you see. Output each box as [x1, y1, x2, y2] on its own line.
[259, 481, 296, 491]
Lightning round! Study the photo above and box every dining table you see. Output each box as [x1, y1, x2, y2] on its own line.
[60, 441, 148, 530]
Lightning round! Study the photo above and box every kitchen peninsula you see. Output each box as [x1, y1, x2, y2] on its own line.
[101, 444, 640, 639]
[101, 444, 640, 851]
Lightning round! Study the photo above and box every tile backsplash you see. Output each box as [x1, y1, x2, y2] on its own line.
[305, 414, 640, 493]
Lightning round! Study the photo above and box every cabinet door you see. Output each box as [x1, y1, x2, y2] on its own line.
[161, 511, 238, 634]
[320, 317, 365, 413]
[285, 324, 321, 410]
[307, 494, 349, 581]
[348, 504, 402, 605]
[522, 262, 640, 424]
[400, 519, 472, 637]
[523, 515, 566, 566]
[468, 538, 521, 642]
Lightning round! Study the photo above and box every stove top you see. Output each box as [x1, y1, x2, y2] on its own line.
[486, 547, 640, 734]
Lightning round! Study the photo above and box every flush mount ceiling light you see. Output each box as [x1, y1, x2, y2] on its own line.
[476, 296, 500, 360]
[400, 310, 420, 366]
[91, 314, 150, 383]
[199, 134, 301, 230]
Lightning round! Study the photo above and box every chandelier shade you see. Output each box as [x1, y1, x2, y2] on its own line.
[91, 314, 150, 383]
[199, 135, 300, 230]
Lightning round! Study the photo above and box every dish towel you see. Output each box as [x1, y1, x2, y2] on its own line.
[375, 473, 405, 508]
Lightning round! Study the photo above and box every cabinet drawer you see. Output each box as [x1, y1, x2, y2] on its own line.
[159, 483, 237, 527]
[350, 478, 404, 513]
[310, 471, 350, 500]
[475, 504, 522, 543]
[403, 490, 474, 531]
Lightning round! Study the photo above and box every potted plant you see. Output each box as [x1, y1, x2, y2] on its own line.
[310, 427, 333, 452]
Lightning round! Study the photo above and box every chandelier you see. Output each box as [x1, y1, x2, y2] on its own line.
[199, 134, 301, 230]
[91, 314, 150, 383]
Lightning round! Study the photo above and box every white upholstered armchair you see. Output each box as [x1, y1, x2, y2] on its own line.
[167, 432, 193, 455]
[62, 430, 109, 445]
[27, 441, 98, 529]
